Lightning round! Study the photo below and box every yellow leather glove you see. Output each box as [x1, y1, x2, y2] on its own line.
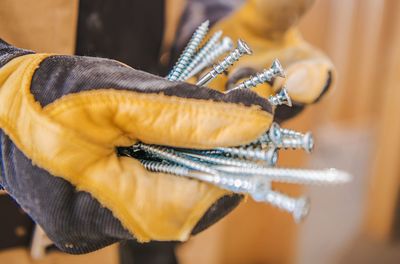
[0, 40, 272, 253]
[205, 0, 334, 120]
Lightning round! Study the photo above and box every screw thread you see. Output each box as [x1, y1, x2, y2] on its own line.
[140, 159, 190, 176]
[216, 147, 278, 166]
[167, 21, 209, 81]
[181, 152, 263, 168]
[232, 59, 285, 91]
[212, 167, 351, 185]
[280, 138, 304, 149]
[138, 144, 218, 175]
[197, 39, 252, 86]
[189, 37, 233, 78]
[177, 31, 222, 81]
[280, 128, 304, 138]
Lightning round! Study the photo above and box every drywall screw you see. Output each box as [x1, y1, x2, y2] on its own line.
[177, 31, 223, 81]
[197, 39, 252, 86]
[140, 159, 191, 177]
[211, 166, 351, 185]
[268, 87, 292, 107]
[167, 20, 209, 81]
[230, 59, 285, 91]
[137, 143, 219, 175]
[189, 37, 234, 78]
[216, 146, 278, 166]
[262, 191, 310, 223]
[280, 127, 308, 139]
[140, 160, 348, 222]
[140, 159, 259, 194]
[275, 134, 314, 153]
[179, 151, 265, 168]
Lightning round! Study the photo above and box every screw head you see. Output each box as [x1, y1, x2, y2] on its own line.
[271, 59, 286, 78]
[302, 132, 314, 153]
[237, 39, 253, 55]
[293, 197, 310, 223]
[278, 87, 292, 107]
[265, 148, 279, 166]
[268, 122, 282, 145]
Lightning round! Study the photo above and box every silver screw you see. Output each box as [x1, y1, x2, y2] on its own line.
[216, 146, 278, 166]
[137, 143, 219, 175]
[140, 159, 259, 194]
[230, 59, 285, 91]
[140, 159, 192, 177]
[139, 159, 251, 193]
[197, 39, 253, 86]
[189, 37, 234, 78]
[275, 133, 314, 153]
[280, 127, 307, 139]
[139, 160, 347, 222]
[211, 166, 351, 185]
[268, 87, 292, 107]
[262, 191, 310, 223]
[167, 20, 209, 81]
[250, 123, 314, 152]
[180, 151, 265, 168]
[191, 37, 233, 76]
[177, 31, 223, 81]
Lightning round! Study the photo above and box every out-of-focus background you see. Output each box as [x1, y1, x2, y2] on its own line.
[177, 0, 400, 263]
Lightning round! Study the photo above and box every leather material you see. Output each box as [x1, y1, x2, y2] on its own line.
[0, 48, 273, 251]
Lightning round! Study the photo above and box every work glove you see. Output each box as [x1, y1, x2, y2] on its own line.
[0, 39, 273, 253]
[185, 0, 333, 121]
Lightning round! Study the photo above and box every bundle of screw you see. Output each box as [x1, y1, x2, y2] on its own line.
[120, 21, 351, 222]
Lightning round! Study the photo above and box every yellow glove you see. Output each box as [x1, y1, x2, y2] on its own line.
[0, 40, 272, 253]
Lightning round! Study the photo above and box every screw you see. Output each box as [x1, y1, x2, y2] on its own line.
[216, 146, 278, 166]
[280, 127, 307, 139]
[268, 87, 292, 107]
[140, 159, 259, 194]
[275, 133, 314, 153]
[197, 39, 252, 86]
[180, 151, 265, 168]
[140, 159, 191, 176]
[250, 123, 314, 152]
[167, 20, 209, 81]
[230, 59, 285, 91]
[262, 191, 310, 223]
[137, 143, 219, 175]
[211, 166, 351, 185]
[177, 31, 223, 81]
[189, 37, 234, 78]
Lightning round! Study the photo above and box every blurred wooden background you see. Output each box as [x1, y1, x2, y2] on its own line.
[178, 0, 400, 263]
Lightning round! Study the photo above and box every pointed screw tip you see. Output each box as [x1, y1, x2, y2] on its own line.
[327, 168, 353, 183]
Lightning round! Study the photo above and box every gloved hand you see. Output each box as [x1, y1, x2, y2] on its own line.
[203, 0, 334, 121]
[0, 39, 273, 253]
